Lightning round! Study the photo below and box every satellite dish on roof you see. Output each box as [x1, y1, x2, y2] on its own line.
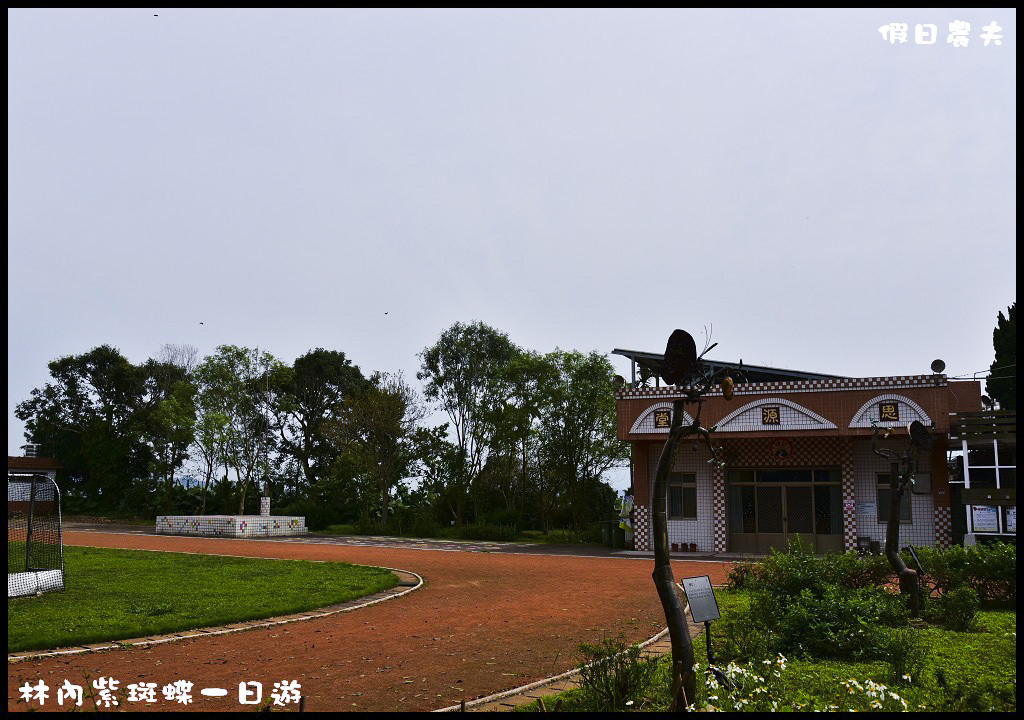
[930, 359, 946, 374]
[661, 329, 698, 386]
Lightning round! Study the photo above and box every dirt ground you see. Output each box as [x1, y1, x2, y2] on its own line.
[8, 532, 735, 712]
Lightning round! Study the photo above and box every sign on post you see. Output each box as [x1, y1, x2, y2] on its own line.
[681, 575, 720, 624]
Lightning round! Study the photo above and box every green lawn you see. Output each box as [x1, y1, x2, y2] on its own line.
[7, 546, 398, 653]
[516, 589, 1017, 712]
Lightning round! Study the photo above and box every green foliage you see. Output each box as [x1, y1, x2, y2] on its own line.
[923, 586, 980, 631]
[770, 585, 907, 660]
[730, 539, 892, 595]
[985, 302, 1015, 410]
[912, 542, 1016, 606]
[878, 627, 929, 684]
[277, 498, 341, 531]
[576, 636, 659, 711]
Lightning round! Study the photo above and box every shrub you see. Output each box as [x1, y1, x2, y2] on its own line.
[276, 499, 337, 531]
[741, 540, 894, 599]
[924, 586, 980, 631]
[715, 608, 779, 661]
[726, 562, 759, 590]
[913, 543, 1015, 606]
[773, 586, 895, 660]
[576, 636, 658, 711]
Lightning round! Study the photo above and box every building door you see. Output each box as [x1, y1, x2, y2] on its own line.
[728, 469, 843, 553]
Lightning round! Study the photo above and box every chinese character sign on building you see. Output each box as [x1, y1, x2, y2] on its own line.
[878, 402, 900, 422]
[761, 407, 781, 425]
[653, 410, 671, 429]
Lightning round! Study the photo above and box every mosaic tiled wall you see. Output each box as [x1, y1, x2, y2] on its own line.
[156, 515, 308, 538]
[851, 439, 935, 547]
[645, 443, 717, 552]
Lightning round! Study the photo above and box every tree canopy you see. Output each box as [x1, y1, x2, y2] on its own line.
[985, 302, 1016, 411]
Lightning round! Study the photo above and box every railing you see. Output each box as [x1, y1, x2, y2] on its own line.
[948, 411, 1016, 443]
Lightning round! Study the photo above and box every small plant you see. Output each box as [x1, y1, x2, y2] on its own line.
[879, 627, 929, 684]
[576, 636, 658, 711]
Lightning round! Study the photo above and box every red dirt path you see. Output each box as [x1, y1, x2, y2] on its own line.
[8, 532, 734, 712]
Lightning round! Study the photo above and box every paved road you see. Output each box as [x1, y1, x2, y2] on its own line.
[9, 529, 737, 713]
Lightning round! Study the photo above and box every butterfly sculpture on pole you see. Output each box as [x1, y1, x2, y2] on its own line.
[871, 418, 934, 617]
[633, 329, 741, 711]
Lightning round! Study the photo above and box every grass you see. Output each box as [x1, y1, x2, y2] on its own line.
[514, 589, 1016, 712]
[7, 546, 398, 653]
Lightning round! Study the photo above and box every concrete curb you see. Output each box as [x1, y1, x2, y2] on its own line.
[8, 567, 423, 664]
[433, 601, 706, 713]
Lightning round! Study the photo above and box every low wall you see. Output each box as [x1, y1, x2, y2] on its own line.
[156, 515, 308, 538]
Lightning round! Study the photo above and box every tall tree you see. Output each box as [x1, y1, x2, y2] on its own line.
[327, 372, 425, 525]
[986, 302, 1016, 410]
[15, 345, 150, 506]
[487, 351, 554, 514]
[273, 348, 368, 493]
[194, 346, 279, 514]
[417, 321, 519, 524]
[535, 350, 627, 530]
[140, 358, 197, 512]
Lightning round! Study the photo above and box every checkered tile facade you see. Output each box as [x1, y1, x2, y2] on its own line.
[841, 438, 858, 551]
[618, 375, 945, 400]
[633, 504, 652, 551]
[721, 436, 844, 466]
[712, 463, 727, 552]
[934, 507, 953, 548]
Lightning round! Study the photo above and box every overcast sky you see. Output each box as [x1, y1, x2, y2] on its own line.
[8, 9, 1016, 492]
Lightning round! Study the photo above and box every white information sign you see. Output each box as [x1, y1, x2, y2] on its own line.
[681, 575, 720, 624]
[857, 501, 876, 518]
[971, 505, 999, 533]
[1005, 507, 1016, 533]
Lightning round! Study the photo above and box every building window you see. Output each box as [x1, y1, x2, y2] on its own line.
[669, 472, 697, 519]
[877, 474, 912, 523]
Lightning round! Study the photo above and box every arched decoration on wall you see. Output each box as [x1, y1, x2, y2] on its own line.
[714, 397, 838, 432]
[630, 402, 694, 434]
[848, 394, 933, 429]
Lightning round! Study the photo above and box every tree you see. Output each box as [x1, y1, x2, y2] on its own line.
[326, 372, 425, 525]
[535, 350, 627, 530]
[417, 321, 519, 524]
[194, 346, 280, 515]
[15, 345, 151, 508]
[486, 351, 553, 516]
[140, 358, 197, 512]
[412, 424, 470, 526]
[273, 348, 368, 493]
[986, 302, 1016, 410]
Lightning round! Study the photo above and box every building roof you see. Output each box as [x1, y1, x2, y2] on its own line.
[611, 348, 849, 383]
[7, 456, 62, 471]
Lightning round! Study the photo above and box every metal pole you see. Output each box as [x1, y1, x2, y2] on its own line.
[25, 475, 38, 571]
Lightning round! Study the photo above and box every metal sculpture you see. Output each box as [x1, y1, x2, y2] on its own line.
[634, 329, 740, 711]
[871, 419, 933, 616]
